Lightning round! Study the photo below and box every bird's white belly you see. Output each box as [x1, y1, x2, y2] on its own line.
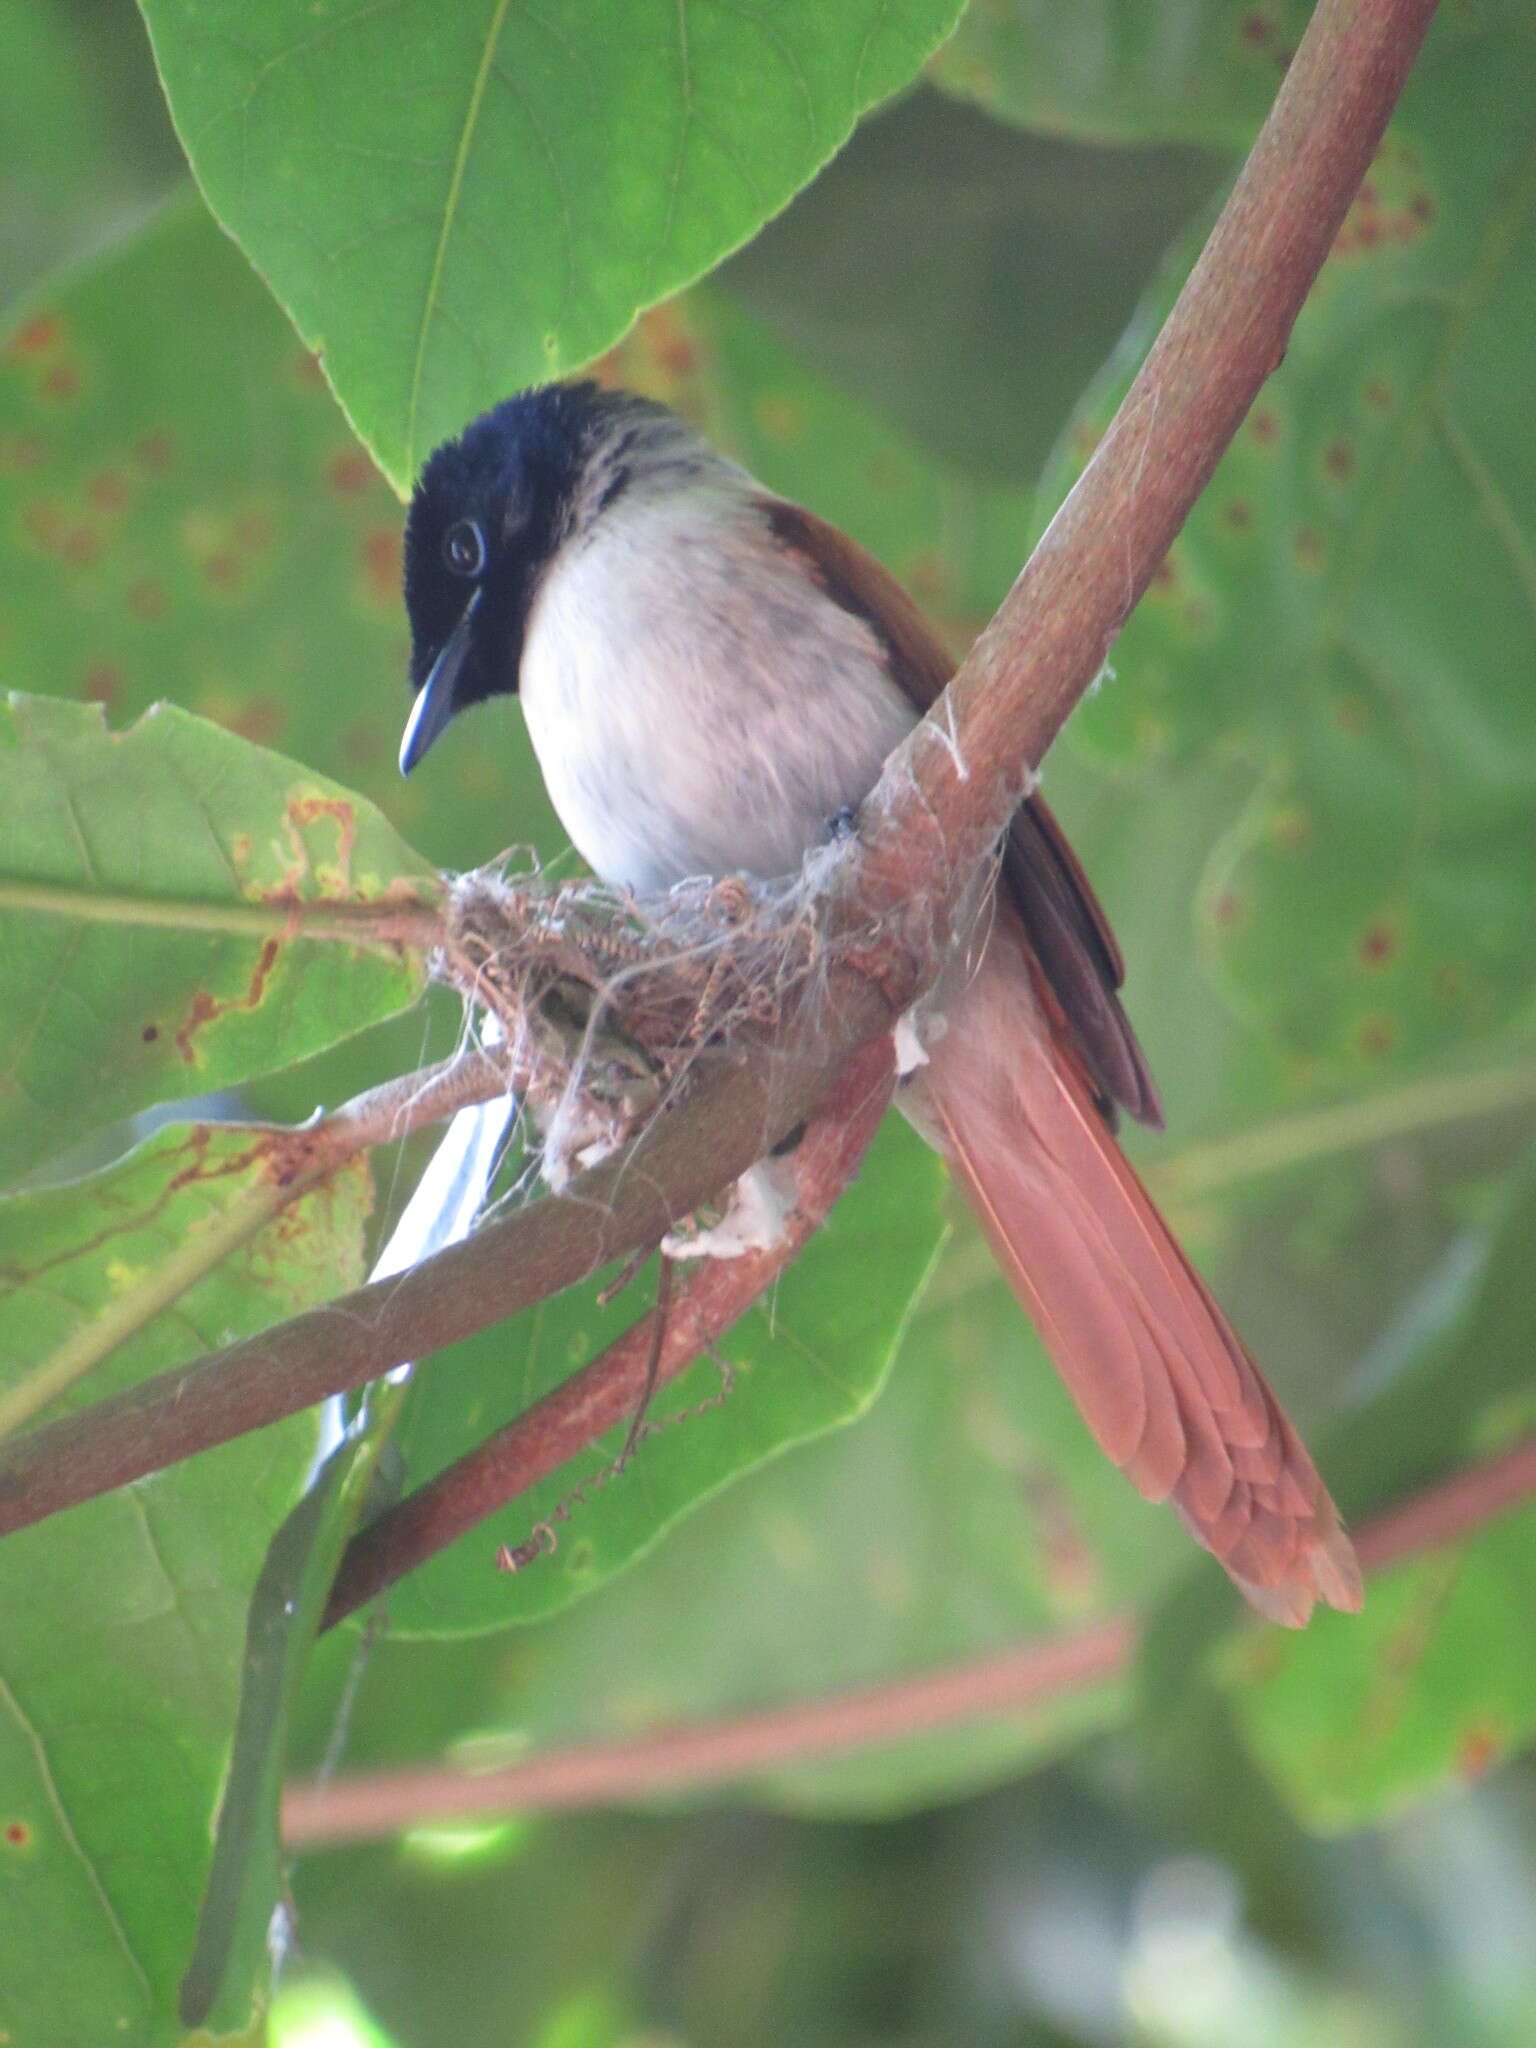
[518, 495, 915, 895]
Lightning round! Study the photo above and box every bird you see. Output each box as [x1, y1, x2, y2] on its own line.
[397, 379, 1362, 1626]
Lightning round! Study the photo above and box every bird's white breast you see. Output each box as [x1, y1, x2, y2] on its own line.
[517, 482, 916, 895]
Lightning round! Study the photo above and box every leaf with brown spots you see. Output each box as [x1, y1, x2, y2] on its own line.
[0, 692, 440, 1187]
[1044, 13, 1536, 1083]
[1145, 1149, 1536, 1833]
[1226, 1508, 1536, 1830]
[0, 1119, 369, 2040]
[0, 198, 572, 892]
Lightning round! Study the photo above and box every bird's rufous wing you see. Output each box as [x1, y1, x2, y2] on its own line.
[762, 497, 1157, 1123]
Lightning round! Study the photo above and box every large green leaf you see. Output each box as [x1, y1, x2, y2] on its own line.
[136, 0, 967, 492]
[0, 1123, 371, 2046]
[314, 1189, 1178, 1815]
[0, 691, 438, 1188]
[1229, 1506, 1536, 1834]
[1040, 13, 1536, 1086]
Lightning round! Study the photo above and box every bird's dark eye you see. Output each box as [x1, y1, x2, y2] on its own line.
[443, 519, 486, 577]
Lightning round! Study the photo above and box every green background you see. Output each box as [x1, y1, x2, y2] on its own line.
[2, 1, 1535, 2042]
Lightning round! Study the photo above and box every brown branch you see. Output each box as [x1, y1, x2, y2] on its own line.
[0, 1004, 881, 1536]
[282, 1429, 1536, 1847]
[0, 0, 1437, 1536]
[268, 1044, 513, 1184]
[283, 1620, 1137, 1846]
[321, 1039, 897, 1627]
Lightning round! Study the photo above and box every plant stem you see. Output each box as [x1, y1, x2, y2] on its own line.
[0, 878, 442, 950]
[1152, 1060, 1536, 1200]
[283, 1428, 1535, 1847]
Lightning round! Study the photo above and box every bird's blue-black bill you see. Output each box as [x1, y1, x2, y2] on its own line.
[399, 589, 480, 775]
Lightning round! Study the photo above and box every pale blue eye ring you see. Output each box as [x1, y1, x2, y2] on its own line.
[444, 518, 486, 577]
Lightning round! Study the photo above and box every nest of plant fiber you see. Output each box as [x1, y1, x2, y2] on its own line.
[431, 854, 854, 1183]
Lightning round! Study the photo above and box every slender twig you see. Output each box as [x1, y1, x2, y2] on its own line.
[283, 1428, 1536, 1847]
[1150, 1060, 1536, 1201]
[267, 1044, 513, 1184]
[0, 0, 1439, 1534]
[321, 1042, 895, 1626]
[283, 1622, 1139, 1846]
[0, 1045, 515, 1444]
[615, 1254, 674, 1469]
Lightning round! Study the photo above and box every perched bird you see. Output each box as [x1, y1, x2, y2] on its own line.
[399, 381, 1362, 1625]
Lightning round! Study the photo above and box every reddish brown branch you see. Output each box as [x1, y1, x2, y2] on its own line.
[1353, 1437, 1536, 1575]
[283, 1619, 1136, 1846]
[321, 1040, 897, 1627]
[283, 1430, 1536, 1847]
[0, 1030, 847, 1537]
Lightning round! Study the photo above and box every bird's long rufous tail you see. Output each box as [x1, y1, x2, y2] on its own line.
[909, 922, 1362, 1626]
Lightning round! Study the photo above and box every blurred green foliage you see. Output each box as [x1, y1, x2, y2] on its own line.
[1, 1, 1535, 2044]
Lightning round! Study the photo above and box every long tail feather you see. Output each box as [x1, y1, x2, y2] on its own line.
[910, 926, 1361, 1625]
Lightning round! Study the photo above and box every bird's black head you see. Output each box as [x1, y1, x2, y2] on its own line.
[399, 380, 638, 774]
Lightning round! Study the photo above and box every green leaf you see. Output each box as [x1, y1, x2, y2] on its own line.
[0, 1123, 371, 2046]
[501, 1230, 1169, 1814]
[1225, 1511, 1536, 1834]
[1217, 1154, 1536, 1831]
[136, 0, 967, 492]
[179, 1441, 359, 2033]
[382, 1118, 949, 1635]
[1042, 15, 1536, 1085]
[930, 0, 1313, 149]
[0, 691, 439, 1187]
[320, 1195, 1175, 1816]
